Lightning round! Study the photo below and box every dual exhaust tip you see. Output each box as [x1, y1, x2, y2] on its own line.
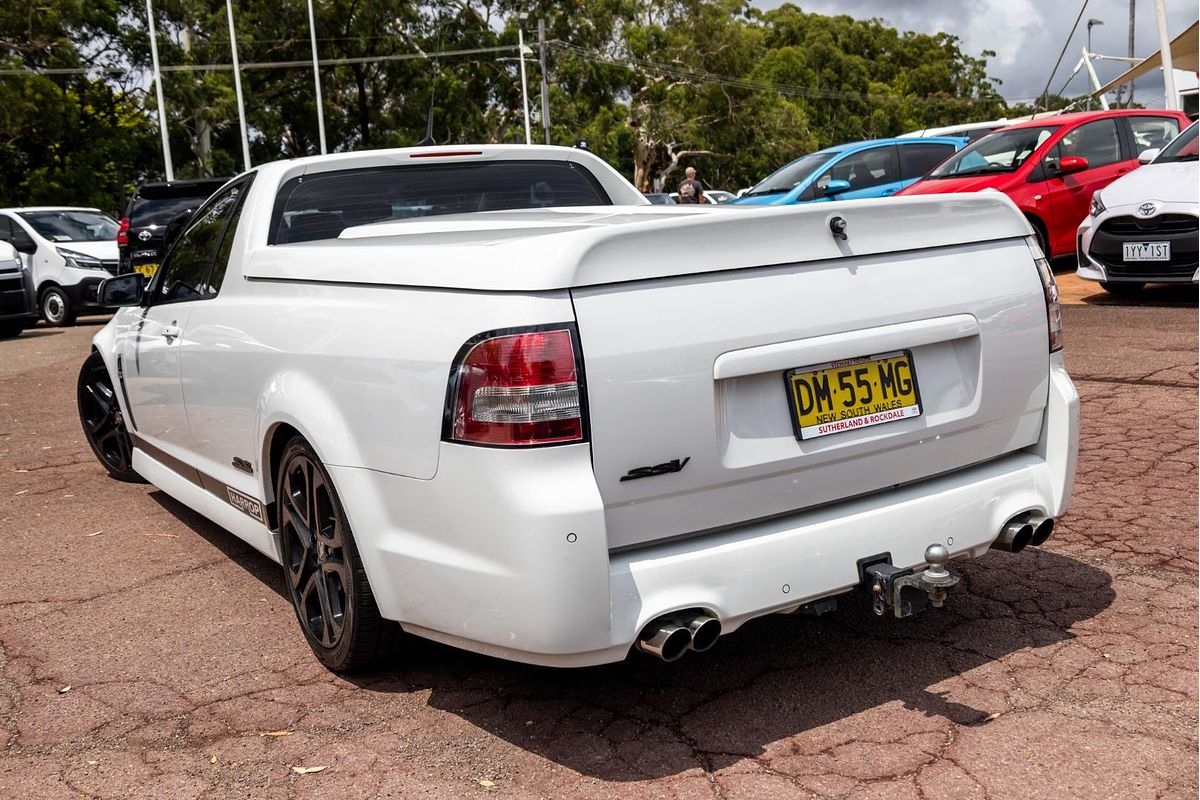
[635, 612, 721, 662]
[992, 515, 1055, 553]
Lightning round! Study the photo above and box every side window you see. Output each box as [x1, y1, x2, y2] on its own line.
[0, 216, 12, 244]
[206, 187, 249, 295]
[1052, 119, 1121, 169]
[898, 143, 956, 180]
[150, 182, 245, 304]
[815, 147, 898, 192]
[1128, 116, 1181, 157]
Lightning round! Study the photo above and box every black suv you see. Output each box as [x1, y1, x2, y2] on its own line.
[118, 179, 229, 277]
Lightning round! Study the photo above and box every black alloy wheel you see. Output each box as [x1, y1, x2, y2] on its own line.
[276, 437, 399, 671]
[77, 351, 143, 483]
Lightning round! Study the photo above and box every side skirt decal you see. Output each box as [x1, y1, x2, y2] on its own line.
[130, 434, 267, 525]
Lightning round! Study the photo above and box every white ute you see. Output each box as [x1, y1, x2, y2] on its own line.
[79, 145, 1079, 670]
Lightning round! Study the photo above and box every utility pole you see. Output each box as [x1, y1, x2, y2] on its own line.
[1154, 0, 1177, 110]
[145, 0, 173, 181]
[306, 0, 327, 154]
[516, 14, 532, 145]
[225, 0, 251, 172]
[538, 18, 551, 145]
[1125, 0, 1136, 106]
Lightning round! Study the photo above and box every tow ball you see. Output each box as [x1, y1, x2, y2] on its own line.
[862, 544, 959, 619]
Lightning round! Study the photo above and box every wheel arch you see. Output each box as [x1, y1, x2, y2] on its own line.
[1022, 212, 1051, 257]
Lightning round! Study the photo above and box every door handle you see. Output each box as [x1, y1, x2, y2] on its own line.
[881, 188, 897, 196]
[161, 325, 180, 343]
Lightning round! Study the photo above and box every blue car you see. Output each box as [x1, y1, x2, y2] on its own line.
[732, 136, 966, 205]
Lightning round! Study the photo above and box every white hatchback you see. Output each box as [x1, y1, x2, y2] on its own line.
[1077, 122, 1199, 294]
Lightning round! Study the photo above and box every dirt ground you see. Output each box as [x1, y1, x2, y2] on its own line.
[0, 283, 1196, 799]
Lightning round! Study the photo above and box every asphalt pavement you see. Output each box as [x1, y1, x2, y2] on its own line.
[0, 285, 1195, 799]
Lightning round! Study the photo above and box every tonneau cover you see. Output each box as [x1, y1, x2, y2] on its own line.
[242, 194, 1033, 291]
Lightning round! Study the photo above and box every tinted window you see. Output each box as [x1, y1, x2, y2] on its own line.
[1155, 122, 1198, 162]
[1128, 116, 1181, 156]
[206, 190, 248, 295]
[0, 216, 11, 243]
[930, 126, 1060, 177]
[816, 147, 897, 191]
[899, 143, 956, 180]
[17, 210, 117, 242]
[1052, 119, 1121, 168]
[131, 195, 208, 228]
[270, 160, 611, 245]
[150, 183, 245, 304]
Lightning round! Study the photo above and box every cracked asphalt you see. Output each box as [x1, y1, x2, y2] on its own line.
[0, 284, 1196, 799]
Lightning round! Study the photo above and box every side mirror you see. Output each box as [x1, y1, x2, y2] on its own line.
[1057, 156, 1089, 175]
[99, 272, 145, 307]
[10, 228, 36, 254]
[1137, 148, 1160, 165]
[823, 179, 853, 196]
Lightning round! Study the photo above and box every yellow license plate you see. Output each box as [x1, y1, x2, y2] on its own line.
[134, 263, 159, 277]
[786, 350, 921, 440]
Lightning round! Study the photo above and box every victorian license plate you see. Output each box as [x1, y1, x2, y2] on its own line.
[785, 351, 921, 440]
[1122, 242, 1170, 261]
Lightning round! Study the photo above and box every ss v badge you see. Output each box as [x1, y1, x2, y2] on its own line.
[620, 457, 691, 482]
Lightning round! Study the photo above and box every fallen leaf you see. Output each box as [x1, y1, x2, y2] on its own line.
[58, 685, 71, 694]
[63, 494, 74, 498]
[14, 490, 27, 496]
[143, 533, 179, 538]
[982, 712, 1002, 722]
[87, 531, 104, 537]
[478, 779, 495, 787]
[87, 761, 98, 766]
[260, 730, 293, 737]
[291, 765, 328, 775]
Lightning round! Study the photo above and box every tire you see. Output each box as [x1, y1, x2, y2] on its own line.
[77, 351, 144, 483]
[41, 286, 75, 327]
[1027, 217, 1050, 259]
[0, 320, 27, 339]
[1101, 281, 1146, 296]
[276, 436, 400, 672]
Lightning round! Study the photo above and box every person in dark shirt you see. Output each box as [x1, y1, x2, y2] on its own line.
[677, 167, 706, 204]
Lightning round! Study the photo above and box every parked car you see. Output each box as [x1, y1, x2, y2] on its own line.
[118, 178, 229, 279]
[899, 117, 1032, 143]
[0, 207, 120, 326]
[0, 240, 36, 338]
[80, 145, 1076, 671]
[1077, 121, 1198, 294]
[704, 189, 737, 204]
[643, 192, 676, 204]
[731, 137, 965, 206]
[896, 109, 1191, 258]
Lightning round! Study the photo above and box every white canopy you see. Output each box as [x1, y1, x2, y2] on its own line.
[1091, 21, 1198, 97]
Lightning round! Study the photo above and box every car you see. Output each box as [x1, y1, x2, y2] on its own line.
[730, 137, 965, 206]
[80, 144, 1077, 671]
[117, 178, 229, 280]
[643, 192, 676, 204]
[0, 207, 120, 326]
[899, 118, 1032, 143]
[895, 109, 1191, 259]
[704, 189, 737, 204]
[0, 240, 36, 338]
[1076, 121, 1198, 294]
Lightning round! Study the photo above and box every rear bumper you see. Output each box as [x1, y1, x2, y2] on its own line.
[333, 356, 1078, 667]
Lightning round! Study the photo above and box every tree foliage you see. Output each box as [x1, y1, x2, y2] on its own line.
[1, 0, 1020, 208]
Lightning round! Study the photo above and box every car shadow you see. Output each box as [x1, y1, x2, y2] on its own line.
[148, 490, 1115, 781]
[1080, 283, 1198, 307]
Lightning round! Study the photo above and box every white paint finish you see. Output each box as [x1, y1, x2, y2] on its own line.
[244, 193, 1034, 291]
[572, 238, 1051, 550]
[118, 305, 192, 449]
[0, 209, 118, 304]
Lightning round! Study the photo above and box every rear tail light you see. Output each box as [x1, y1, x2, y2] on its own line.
[116, 217, 129, 245]
[1033, 254, 1063, 352]
[446, 326, 586, 446]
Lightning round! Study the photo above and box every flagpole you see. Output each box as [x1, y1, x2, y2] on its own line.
[306, 0, 327, 153]
[225, 0, 251, 170]
[145, 0, 174, 180]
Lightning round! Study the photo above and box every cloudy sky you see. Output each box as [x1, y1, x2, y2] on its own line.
[750, 0, 1198, 104]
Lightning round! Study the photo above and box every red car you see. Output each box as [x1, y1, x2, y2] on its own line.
[896, 109, 1191, 258]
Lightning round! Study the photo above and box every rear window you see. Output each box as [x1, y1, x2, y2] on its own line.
[269, 160, 612, 245]
[131, 195, 212, 228]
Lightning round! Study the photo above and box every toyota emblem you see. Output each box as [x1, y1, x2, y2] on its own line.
[1137, 202, 1157, 217]
[137, 230, 152, 241]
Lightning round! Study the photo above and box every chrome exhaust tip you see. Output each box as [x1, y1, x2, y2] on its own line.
[635, 622, 691, 662]
[992, 519, 1034, 553]
[686, 615, 722, 653]
[1029, 516, 1055, 546]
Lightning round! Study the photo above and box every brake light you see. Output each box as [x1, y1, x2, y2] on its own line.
[1033, 255, 1063, 352]
[116, 217, 129, 245]
[447, 327, 585, 446]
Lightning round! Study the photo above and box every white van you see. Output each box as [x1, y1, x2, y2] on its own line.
[0, 207, 120, 326]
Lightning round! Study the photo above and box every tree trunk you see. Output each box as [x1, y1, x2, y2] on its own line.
[353, 64, 370, 147]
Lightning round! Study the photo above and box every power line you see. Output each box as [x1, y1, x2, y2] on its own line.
[0, 44, 519, 77]
[1036, 0, 1090, 109]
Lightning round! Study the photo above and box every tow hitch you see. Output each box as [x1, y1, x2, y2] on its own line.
[861, 544, 959, 619]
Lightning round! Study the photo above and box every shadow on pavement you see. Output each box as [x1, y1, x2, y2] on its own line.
[151, 488, 1115, 781]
